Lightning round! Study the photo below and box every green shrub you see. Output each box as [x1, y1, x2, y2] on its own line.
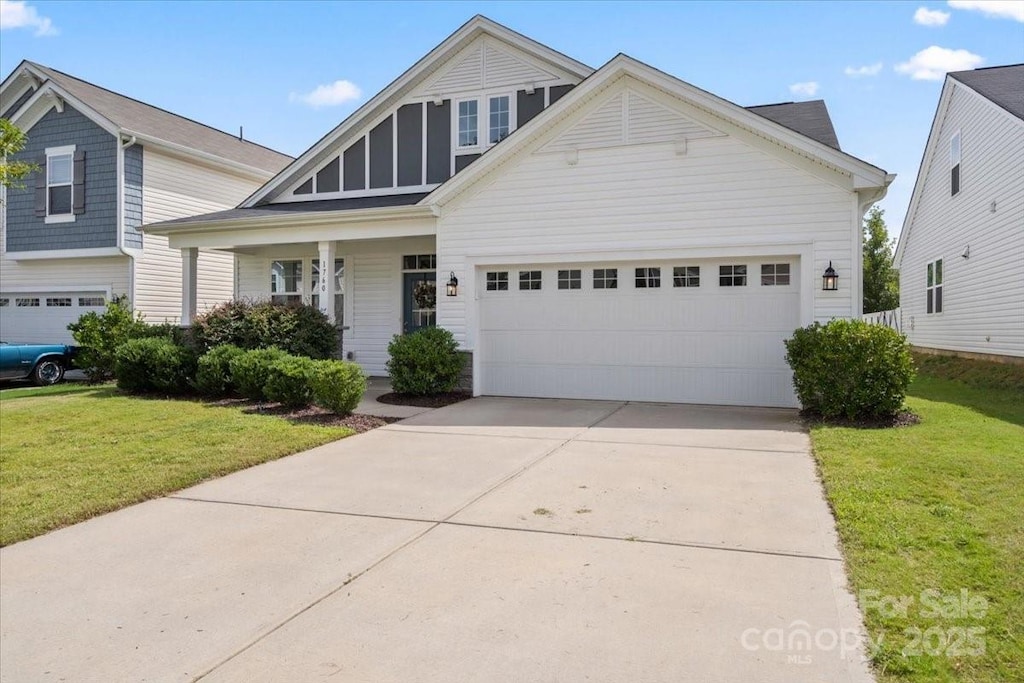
[229, 347, 289, 401]
[113, 337, 197, 394]
[68, 295, 149, 382]
[191, 300, 337, 359]
[386, 327, 465, 396]
[264, 356, 316, 409]
[311, 360, 367, 414]
[194, 344, 246, 397]
[784, 319, 915, 419]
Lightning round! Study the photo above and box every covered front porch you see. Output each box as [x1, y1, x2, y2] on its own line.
[146, 202, 440, 376]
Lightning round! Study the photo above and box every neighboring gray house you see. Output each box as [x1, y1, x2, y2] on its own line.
[146, 16, 892, 408]
[0, 61, 292, 343]
[895, 64, 1023, 359]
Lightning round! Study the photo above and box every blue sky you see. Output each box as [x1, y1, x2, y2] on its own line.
[2, 1, 1022, 237]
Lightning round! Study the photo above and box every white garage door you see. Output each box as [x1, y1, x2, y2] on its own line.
[0, 292, 108, 344]
[478, 259, 800, 408]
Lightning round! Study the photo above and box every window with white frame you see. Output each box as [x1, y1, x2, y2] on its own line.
[950, 131, 961, 196]
[593, 268, 618, 289]
[46, 297, 72, 307]
[486, 271, 509, 291]
[16, 297, 40, 307]
[760, 263, 790, 286]
[635, 267, 661, 288]
[557, 269, 581, 290]
[719, 265, 747, 287]
[489, 96, 510, 144]
[46, 148, 74, 217]
[519, 270, 542, 290]
[403, 254, 437, 271]
[673, 266, 700, 288]
[926, 258, 943, 314]
[270, 260, 303, 305]
[458, 100, 478, 147]
[0, 298, 8, 307]
[79, 296, 105, 307]
[312, 258, 345, 324]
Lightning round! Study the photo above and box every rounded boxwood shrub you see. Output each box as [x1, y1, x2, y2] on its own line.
[68, 295, 149, 382]
[114, 337, 197, 395]
[229, 347, 289, 401]
[194, 344, 246, 397]
[311, 360, 367, 415]
[784, 319, 915, 420]
[264, 356, 316, 409]
[191, 300, 337, 359]
[386, 326, 465, 396]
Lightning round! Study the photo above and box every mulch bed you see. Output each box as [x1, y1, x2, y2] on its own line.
[232, 401, 400, 432]
[375, 391, 472, 408]
[801, 409, 921, 430]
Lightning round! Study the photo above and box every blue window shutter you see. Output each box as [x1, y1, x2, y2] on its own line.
[72, 150, 86, 214]
[34, 155, 46, 217]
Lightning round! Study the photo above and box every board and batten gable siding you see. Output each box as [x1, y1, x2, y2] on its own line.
[5, 104, 118, 252]
[134, 148, 256, 322]
[436, 78, 861, 349]
[234, 236, 436, 376]
[900, 84, 1024, 357]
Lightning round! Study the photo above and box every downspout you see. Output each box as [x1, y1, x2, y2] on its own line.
[855, 174, 896, 317]
[117, 134, 137, 304]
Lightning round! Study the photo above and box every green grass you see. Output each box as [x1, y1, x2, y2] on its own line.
[0, 386, 352, 546]
[811, 356, 1024, 682]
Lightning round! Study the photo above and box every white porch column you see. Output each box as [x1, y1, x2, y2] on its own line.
[317, 240, 337, 323]
[181, 247, 198, 326]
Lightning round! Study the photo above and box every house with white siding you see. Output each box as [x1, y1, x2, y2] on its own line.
[0, 61, 292, 343]
[895, 64, 1023, 360]
[145, 16, 893, 408]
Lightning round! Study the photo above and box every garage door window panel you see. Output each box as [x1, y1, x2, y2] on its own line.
[760, 264, 790, 286]
[673, 266, 700, 288]
[486, 271, 509, 291]
[557, 269, 581, 290]
[46, 297, 72, 307]
[79, 297, 105, 307]
[720, 265, 747, 287]
[593, 268, 618, 289]
[16, 298, 40, 307]
[519, 271, 542, 290]
[635, 267, 661, 288]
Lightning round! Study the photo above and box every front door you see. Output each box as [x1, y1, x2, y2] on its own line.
[403, 272, 436, 334]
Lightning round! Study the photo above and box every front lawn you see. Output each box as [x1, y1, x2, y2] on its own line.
[0, 385, 353, 546]
[811, 356, 1023, 682]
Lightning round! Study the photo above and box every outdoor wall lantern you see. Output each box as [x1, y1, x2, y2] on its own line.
[446, 271, 459, 297]
[822, 261, 838, 291]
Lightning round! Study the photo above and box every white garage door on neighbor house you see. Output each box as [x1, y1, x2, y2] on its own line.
[0, 292, 107, 344]
[477, 259, 800, 408]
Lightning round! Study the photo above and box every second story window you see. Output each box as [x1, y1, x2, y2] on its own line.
[950, 131, 961, 196]
[489, 96, 510, 144]
[458, 100, 478, 147]
[47, 150, 73, 217]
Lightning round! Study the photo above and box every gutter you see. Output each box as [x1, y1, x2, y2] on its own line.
[142, 203, 438, 236]
[117, 134, 142, 303]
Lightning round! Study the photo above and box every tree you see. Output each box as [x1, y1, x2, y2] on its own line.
[0, 118, 38, 194]
[863, 206, 900, 313]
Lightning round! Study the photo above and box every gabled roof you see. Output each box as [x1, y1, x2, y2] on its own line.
[241, 15, 594, 207]
[949, 63, 1024, 120]
[1, 61, 291, 174]
[426, 53, 890, 208]
[895, 63, 1024, 265]
[745, 100, 841, 150]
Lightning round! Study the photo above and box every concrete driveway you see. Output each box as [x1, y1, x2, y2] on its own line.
[0, 398, 873, 682]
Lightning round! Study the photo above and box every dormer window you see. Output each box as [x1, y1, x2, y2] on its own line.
[458, 100, 478, 147]
[489, 95, 510, 143]
[950, 131, 961, 196]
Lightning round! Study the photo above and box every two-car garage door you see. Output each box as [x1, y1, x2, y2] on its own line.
[0, 292, 108, 344]
[478, 258, 800, 408]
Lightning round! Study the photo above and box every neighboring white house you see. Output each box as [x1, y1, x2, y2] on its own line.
[895, 64, 1023, 360]
[145, 15, 893, 408]
[0, 62, 292, 344]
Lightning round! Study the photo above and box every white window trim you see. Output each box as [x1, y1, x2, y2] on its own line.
[950, 129, 961, 197]
[487, 93, 513, 146]
[455, 98, 480, 150]
[926, 257, 944, 315]
[44, 144, 76, 224]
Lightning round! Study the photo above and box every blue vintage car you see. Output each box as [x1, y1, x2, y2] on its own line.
[0, 342, 78, 385]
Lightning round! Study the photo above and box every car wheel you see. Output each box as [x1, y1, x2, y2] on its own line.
[32, 359, 64, 386]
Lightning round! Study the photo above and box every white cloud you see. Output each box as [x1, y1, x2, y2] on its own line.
[0, 0, 57, 36]
[895, 46, 984, 80]
[914, 7, 951, 25]
[948, 0, 1024, 22]
[788, 81, 820, 97]
[289, 80, 362, 108]
[844, 62, 884, 77]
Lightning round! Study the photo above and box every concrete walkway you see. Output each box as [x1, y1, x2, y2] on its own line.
[0, 398, 874, 683]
